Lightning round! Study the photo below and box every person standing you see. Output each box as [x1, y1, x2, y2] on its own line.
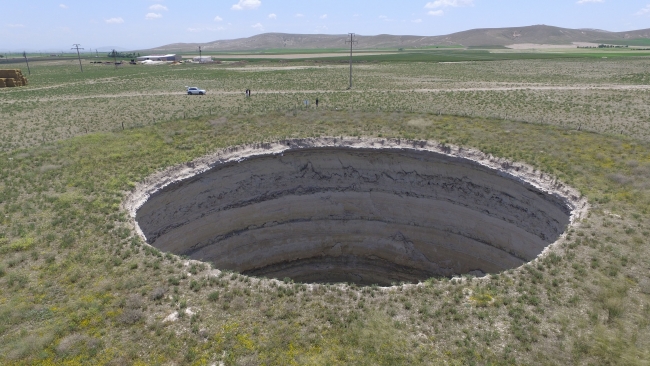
[316, 98, 319, 107]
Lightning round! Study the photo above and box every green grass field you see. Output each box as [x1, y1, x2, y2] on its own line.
[0, 50, 649, 365]
[305, 48, 650, 62]
[595, 38, 650, 47]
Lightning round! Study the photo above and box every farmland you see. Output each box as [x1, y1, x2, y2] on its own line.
[2, 52, 650, 151]
[0, 50, 649, 365]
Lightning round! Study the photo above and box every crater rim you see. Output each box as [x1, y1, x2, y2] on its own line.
[124, 137, 589, 287]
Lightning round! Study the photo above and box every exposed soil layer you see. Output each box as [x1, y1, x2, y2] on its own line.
[129, 138, 586, 286]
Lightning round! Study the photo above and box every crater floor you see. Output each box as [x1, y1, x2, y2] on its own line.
[133, 139, 580, 286]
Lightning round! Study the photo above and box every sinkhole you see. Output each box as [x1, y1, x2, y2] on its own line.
[128, 138, 586, 286]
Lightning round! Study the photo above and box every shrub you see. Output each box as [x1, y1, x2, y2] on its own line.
[208, 291, 220, 302]
[150, 287, 166, 301]
[56, 334, 101, 357]
[44, 254, 56, 264]
[60, 233, 75, 249]
[7, 273, 28, 288]
[605, 298, 623, 322]
[189, 279, 201, 292]
[119, 308, 143, 325]
[1, 237, 35, 253]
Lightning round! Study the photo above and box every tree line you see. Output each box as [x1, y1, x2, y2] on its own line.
[107, 51, 141, 58]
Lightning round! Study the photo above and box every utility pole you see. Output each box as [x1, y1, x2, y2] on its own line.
[71, 44, 84, 72]
[112, 49, 117, 70]
[198, 46, 203, 63]
[22, 51, 30, 75]
[345, 33, 357, 89]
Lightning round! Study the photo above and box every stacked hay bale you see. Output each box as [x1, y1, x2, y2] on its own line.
[0, 69, 28, 88]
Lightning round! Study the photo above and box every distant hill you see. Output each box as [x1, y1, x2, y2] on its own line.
[427, 25, 650, 47]
[146, 25, 650, 52]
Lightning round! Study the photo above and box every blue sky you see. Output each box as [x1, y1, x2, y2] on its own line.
[2, 0, 650, 51]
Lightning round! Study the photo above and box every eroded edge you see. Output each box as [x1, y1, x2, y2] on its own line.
[122, 137, 590, 286]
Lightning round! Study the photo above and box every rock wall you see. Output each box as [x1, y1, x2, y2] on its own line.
[133, 141, 580, 285]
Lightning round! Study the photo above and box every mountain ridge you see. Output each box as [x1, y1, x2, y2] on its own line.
[146, 25, 650, 52]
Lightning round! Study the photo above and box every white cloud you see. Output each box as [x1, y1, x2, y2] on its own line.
[295, 13, 304, 17]
[636, 5, 650, 15]
[214, 15, 223, 21]
[6, 23, 25, 28]
[231, 0, 261, 10]
[252, 22, 264, 30]
[412, 18, 423, 23]
[145, 13, 162, 20]
[149, 4, 168, 11]
[105, 17, 124, 24]
[428, 10, 444, 16]
[379, 15, 388, 19]
[425, 0, 473, 9]
[320, 14, 328, 19]
[577, 0, 603, 3]
[59, 4, 68, 9]
[268, 13, 277, 19]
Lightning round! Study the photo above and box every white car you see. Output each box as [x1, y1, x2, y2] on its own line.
[186, 87, 206, 95]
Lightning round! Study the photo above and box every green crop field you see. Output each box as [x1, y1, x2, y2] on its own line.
[1, 50, 649, 365]
[595, 38, 650, 47]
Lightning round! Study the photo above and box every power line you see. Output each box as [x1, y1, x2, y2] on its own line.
[22, 51, 30, 75]
[71, 44, 84, 72]
[345, 33, 358, 89]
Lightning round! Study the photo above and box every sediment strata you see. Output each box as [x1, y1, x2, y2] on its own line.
[127, 138, 587, 285]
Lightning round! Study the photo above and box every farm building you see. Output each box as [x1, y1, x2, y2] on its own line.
[136, 54, 181, 62]
[192, 56, 213, 63]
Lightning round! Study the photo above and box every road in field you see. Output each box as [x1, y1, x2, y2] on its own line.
[4, 84, 650, 103]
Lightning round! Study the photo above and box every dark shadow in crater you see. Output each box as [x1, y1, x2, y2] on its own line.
[135, 146, 574, 286]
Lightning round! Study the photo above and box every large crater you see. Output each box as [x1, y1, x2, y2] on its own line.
[128, 138, 586, 286]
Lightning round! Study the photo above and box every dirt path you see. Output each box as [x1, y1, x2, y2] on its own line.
[413, 84, 650, 92]
[3, 84, 650, 103]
